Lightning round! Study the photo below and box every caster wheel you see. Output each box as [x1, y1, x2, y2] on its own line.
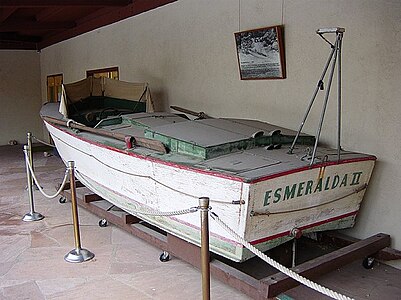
[98, 219, 108, 227]
[59, 197, 67, 204]
[362, 257, 375, 269]
[159, 251, 170, 262]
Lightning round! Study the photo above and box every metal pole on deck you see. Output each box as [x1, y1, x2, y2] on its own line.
[337, 32, 343, 161]
[64, 161, 95, 263]
[22, 145, 44, 222]
[199, 197, 210, 300]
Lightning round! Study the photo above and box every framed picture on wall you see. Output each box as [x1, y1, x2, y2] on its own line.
[234, 25, 286, 80]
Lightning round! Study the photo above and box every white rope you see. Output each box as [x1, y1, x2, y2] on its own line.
[210, 211, 354, 300]
[126, 205, 199, 217]
[32, 135, 55, 148]
[24, 149, 69, 199]
[75, 169, 199, 217]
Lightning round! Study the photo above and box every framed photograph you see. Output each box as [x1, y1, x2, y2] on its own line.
[234, 25, 285, 80]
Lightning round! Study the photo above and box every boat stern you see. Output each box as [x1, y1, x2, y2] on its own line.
[243, 157, 376, 255]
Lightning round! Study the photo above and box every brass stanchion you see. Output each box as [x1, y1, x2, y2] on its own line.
[22, 145, 44, 222]
[27, 132, 39, 190]
[64, 161, 95, 263]
[199, 197, 210, 300]
[27, 132, 34, 173]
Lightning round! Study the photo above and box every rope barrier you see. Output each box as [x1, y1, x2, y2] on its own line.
[26, 138, 352, 299]
[23, 149, 69, 199]
[125, 205, 199, 217]
[32, 135, 56, 148]
[75, 169, 201, 217]
[210, 211, 354, 300]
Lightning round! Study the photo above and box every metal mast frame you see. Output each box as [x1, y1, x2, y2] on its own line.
[288, 27, 345, 166]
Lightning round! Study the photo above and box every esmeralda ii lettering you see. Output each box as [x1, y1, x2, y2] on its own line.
[264, 171, 363, 206]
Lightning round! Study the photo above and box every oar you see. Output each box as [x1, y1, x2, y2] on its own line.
[170, 105, 210, 119]
[42, 116, 167, 153]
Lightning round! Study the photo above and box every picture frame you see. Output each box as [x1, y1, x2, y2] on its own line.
[234, 25, 286, 80]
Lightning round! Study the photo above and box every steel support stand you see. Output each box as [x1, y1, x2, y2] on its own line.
[64, 161, 95, 263]
[199, 197, 210, 300]
[22, 145, 44, 222]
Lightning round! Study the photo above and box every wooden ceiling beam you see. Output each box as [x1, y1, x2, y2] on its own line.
[35, 8, 64, 22]
[0, 1, 131, 8]
[0, 40, 37, 50]
[0, 32, 40, 49]
[0, 7, 17, 23]
[39, 0, 177, 49]
[0, 21, 75, 31]
[0, 32, 41, 43]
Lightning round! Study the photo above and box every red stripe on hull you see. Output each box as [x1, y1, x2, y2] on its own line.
[45, 121, 376, 185]
[250, 157, 376, 184]
[250, 210, 358, 245]
[46, 121, 245, 182]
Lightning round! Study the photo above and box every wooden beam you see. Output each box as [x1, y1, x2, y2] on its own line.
[0, 32, 41, 49]
[62, 180, 85, 191]
[124, 214, 140, 224]
[0, 39, 36, 50]
[84, 193, 103, 203]
[0, 21, 76, 31]
[0, 7, 17, 22]
[0, 32, 41, 43]
[35, 7, 64, 22]
[322, 231, 401, 261]
[38, 0, 177, 49]
[260, 233, 391, 298]
[0, 1, 131, 7]
[210, 260, 262, 299]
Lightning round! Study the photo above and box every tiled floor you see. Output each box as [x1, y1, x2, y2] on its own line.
[1, 144, 401, 300]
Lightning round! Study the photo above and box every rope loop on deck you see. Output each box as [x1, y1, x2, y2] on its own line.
[210, 211, 354, 300]
[23, 149, 69, 199]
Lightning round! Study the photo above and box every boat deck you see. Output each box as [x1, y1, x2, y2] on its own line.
[42, 104, 376, 183]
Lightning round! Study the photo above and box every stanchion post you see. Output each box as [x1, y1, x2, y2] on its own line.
[27, 132, 39, 190]
[64, 161, 95, 263]
[199, 197, 210, 300]
[27, 132, 34, 172]
[22, 145, 44, 222]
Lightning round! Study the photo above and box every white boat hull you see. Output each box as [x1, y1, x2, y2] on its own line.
[45, 121, 375, 262]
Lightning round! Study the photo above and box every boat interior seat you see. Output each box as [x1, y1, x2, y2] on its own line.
[67, 96, 146, 127]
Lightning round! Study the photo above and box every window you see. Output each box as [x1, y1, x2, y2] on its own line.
[47, 74, 63, 102]
[86, 67, 119, 79]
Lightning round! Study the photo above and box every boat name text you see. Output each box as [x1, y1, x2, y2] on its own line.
[263, 171, 363, 206]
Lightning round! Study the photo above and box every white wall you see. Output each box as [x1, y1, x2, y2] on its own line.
[40, 0, 401, 267]
[0, 51, 42, 145]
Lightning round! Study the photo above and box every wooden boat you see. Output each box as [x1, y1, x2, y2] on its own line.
[40, 75, 375, 262]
